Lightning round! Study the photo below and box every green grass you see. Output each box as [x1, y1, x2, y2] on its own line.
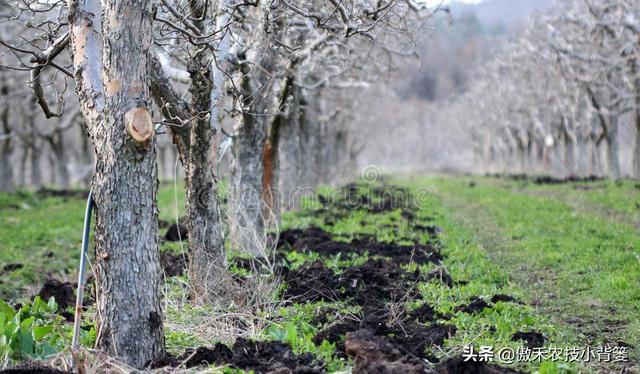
[0, 183, 187, 301]
[473, 177, 640, 228]
[1, 177, 637, 372]
[420, 176, 640, 371]
[0, 192, 87, 300]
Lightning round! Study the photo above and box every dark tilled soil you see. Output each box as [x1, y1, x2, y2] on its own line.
[164, 223, 189, 242]
[435, 355, 525, 373]
[36, 188, 90, 199]
[153, 339, 323, 372]
[455, 297, 491, 314]
[0, 365, 72, 374]
[408, 303, 440, 324]
[1, 263, 23, 275]
[282, 258, 443, 304]
[532, 175, 603, 185]
[36, 278, 94, 322]
[37, 279, 76, 310]
[487, 173, 604, 185]
[424, 267, 455, 287]
[287, 256, 458, 365]
[322, 183, 416, 214]
[279, 184, 465, 369]
[344, 329, 428, 373]
[278, 227, 442, 265]
[511, 331, 545, 348]
[160, 251, 188, 277]
[490, 294, 523, 305]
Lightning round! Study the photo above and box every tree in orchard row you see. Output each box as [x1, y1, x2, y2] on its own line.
[1, 0, 433, 367]
[69, 0, 164, 366]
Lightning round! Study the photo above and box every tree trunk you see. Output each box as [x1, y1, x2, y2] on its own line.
[263, 73, 295, 215]
[229, 18, 276, 256]
[47, 151, 57, 186]
[183, 0, 227, 303]
[635, 119, 640, 179]
[30, 143, 42, 189]
[231, 90, 269, 255]
[526, 138, 534, 173]
[0, 98, 14, 192]
[564, 130, 576, 176]
[68, 0, 164, 366]
[19, 147, 27, 187]
[606, 114, 621, 180]
[296, 89, 316, 187]
[517, 142, 526, 174]
[0, 136, 13, 192]
[576, 134, 589, 177]
[634, 73, 640, 178]
[78, 122, 94, 186]
[595, 135, 605, 176]
[50, 135, 71, 189]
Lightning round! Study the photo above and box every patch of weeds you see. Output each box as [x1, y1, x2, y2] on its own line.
[268, 302, 356, 371]
[0, 296, 70, 361]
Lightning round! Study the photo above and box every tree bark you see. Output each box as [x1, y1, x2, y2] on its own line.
[229, 16, 277, 256]
[635, 118, 640, 179]
[148, 0, 229, 304]
[263, 74, 295, 215]
[634, 74, 640, 179]
[230, 72, 269, 255]
[19, 147, 27, 188]
[182, 0, 227, 303]
[48, 134, 71, 189]
[29, 141, 42, 189]
[68, 0, 164, 366]
[0, 90, 14, 192]
[606, 114, 621, 180]
[0, 137, 13, 192]
[576, 133, 589, 176]
[562, 119, 576, 176]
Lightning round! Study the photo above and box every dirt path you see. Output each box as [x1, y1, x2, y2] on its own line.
[428, 178, 640, 373]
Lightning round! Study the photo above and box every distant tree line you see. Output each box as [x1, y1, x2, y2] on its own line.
[429, 0, 640, 179]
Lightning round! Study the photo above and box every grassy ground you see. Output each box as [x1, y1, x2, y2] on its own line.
[276, 182, 560, 372]
[418, 176, 640, 372]
[0, 176, 637, 372]
[0, 182, 186, 301]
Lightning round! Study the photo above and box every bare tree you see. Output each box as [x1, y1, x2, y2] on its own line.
[2, 0, 166, 366]
[421, 0, 640, 179]
[72, 0, 164, 366]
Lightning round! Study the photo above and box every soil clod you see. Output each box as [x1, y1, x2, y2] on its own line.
[533, 175, 602, 185]
[1, 263, 23, 274]
[1, 366, 72, 374]
[511, 331, 545, 348]
[435, 355, 525, 373]
[344, 329, 427, 374]
[36, 188, 90, 199]
[37, 279, 76, 310]
[490, 294, 523, 305]
[165, 223, 188, 242]
[179, 344, 233, 367]
[456, 297, 491, 314]
[278, 227, 442, 265]
[160, 251, 188, 277]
